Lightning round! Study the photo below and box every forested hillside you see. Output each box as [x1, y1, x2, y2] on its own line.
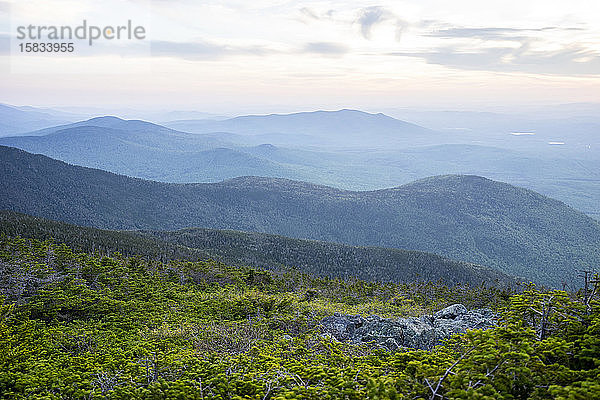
[0, 210, 210, 261]
[141, 227, 515, 286]
[0, 211, 516, 287]
[1, 146, 598, 287]
[1, 236, 598, 399]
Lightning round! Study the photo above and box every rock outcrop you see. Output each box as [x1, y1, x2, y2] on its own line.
[320, 304, 497, 351]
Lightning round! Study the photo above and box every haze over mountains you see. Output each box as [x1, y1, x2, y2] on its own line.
[387, 108, 600, 156]
[0, 104, 75, 136]
[0, 117, 296, 183]
[1, 107, 598, 219]
[2, 145, 599, 288]
[165, 106, 600, 155]
[4, 102, 599, 154]
[164, 109, 436, 147]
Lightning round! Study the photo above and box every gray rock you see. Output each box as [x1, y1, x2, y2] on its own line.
[434, 304, 468, 319]
[320, 313, 364, 341]
[354, 318, 405, 351]
[320, 304, 497, 351]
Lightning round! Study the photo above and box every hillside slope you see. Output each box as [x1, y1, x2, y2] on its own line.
[2, 145, 599, 287]
[0, 210, 516, 287]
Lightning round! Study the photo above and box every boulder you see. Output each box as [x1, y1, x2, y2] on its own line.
[319, 313, 364, 341]
[435, 304, 468, 319]
[320, 304, 497, 351]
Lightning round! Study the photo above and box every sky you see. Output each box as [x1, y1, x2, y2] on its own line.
[1, 0, 600, 114]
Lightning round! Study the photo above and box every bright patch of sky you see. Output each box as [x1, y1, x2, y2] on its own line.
[1, 0, 599, 113]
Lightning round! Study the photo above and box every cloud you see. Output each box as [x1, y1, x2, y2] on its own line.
[298, 7, 336, 22]
[355, 6, 407, 41]
[299, 7, 320, 21]
[151, 39, 273, 60]
[151, 39, 348, 61]
[426, 26, 584, 41]
[383, 23, 599, 76]
[302, 42, 347, 56]
[389, 42, 600, 76]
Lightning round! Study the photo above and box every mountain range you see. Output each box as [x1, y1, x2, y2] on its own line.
[0, 104, 74, 136]
[0, 117, 301, 182]
[1, 112, 598, 219]
[164, 109, 437, 147]
[2, 145, 599, 288]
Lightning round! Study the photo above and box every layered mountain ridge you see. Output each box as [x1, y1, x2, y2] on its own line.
[2, 145, 599, 287]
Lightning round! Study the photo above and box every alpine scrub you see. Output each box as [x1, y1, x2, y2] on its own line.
[0, 236, 598, 399]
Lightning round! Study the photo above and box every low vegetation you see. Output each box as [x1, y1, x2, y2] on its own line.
[1, 236, 598, 399]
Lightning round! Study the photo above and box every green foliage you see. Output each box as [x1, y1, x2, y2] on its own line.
[0, 236, 599, 399]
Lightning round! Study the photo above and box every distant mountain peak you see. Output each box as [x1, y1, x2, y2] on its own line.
[255, 143, 277, 150]
[164, 108, 433, 142]
[286, 109, 388, 117]
[397, 174, 511, 194]
[415, 174, 493, 184]
[82, 116, 159, 129]
[319, 108, 364, 114]
[86, 116, 126, 123]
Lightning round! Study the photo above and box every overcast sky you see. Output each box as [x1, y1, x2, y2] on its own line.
[1, 0, 599, 114]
